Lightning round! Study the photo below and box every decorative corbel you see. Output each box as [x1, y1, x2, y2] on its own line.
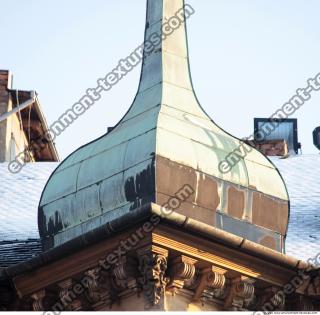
[84, 267, 111, 309]
[57, 278, 83, 311]
[192, 266, 227, 301]
[258, 286, 286, 311]
[293, 295, 315, 311]
[31, 290, 46, 311]
[224, 276, 255, 311]
[137, 245, 169, 309]
[307, 274, 320, 298]
[167, 255, 197, 294]
[112, 255, 139, 293]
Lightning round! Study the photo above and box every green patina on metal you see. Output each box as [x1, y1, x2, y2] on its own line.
[38, 0, 289, 252]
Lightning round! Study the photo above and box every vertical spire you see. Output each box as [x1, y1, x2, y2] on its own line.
[123, 0, 203, 123]
[138, 0, 194, 94]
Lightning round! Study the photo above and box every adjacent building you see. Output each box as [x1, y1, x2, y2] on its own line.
[0, 70, 59, 164]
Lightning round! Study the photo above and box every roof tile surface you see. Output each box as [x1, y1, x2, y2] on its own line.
[272, 155, 320, 261]
[0, 162, 58, 267]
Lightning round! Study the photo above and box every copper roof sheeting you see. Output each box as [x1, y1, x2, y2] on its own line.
[38, 0, 289, 252]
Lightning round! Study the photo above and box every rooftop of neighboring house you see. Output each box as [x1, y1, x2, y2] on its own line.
[0, 70, 59, 162]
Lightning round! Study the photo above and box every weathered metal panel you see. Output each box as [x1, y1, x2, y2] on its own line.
[156, 156, 197, 204]
[244, 159, 288, 200]
[162, 0, 190, 58]
[123, 129, 156, 167]
[122, 84, 162, 122]
[195, 172, 220, 211]
[76, 142, 127, 190]
[40, 194, 76, 237]
[244, 144, 275, 167]
[163, 20, 188, 58]
[56, 143, 95, 171]
[138, 52, 162, 93]
[99, 172, 125, 212]
[157, 193, 216, 226]
[38, 0, 289, 253]
[157, 110, 238, 150]
[193, 139, 249, 187]
[252, 191, 289, 235]
[40, 157, 156, 248]
[156, 125, 249, 187]
[162, 52, 192, 90]
[161, 84, 208, 119]
[156, 128, 198, 169]
[75, 184, 101, 222]
[114, 106, 158, 139]
[52, 224, 82, 249]
[156, 156, 288, 248]
[40, 108, 158, 200]
[146, 0, 163, 26]
[227, 186, 245, 220]
[216, 212, 282, 252]
[40, 163, 80, 205]
[123, 158, 155, 210]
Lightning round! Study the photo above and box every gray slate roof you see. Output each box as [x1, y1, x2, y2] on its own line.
[0, 162, 58, 267]
[0, 155, 319, 267]
[272, 154, 320, 261]
[0, 239, 42, 267]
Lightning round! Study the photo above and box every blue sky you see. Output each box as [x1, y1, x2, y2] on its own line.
[1, 0, 320, 158]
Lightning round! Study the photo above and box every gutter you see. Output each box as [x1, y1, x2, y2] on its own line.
[0, 91, 36, 123]
[1, 203, 308, 281]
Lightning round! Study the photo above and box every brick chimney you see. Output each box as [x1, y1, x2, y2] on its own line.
[0, 70, 12, 91]
[0, 70, 12, 161]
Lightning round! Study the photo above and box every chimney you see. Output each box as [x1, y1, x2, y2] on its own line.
[251, 118, 300, 156]
[0, 70, 12, 162]
[0, 70, 12, 92]
[0, 70, 12, 110]
[313, 126, 320, 151]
